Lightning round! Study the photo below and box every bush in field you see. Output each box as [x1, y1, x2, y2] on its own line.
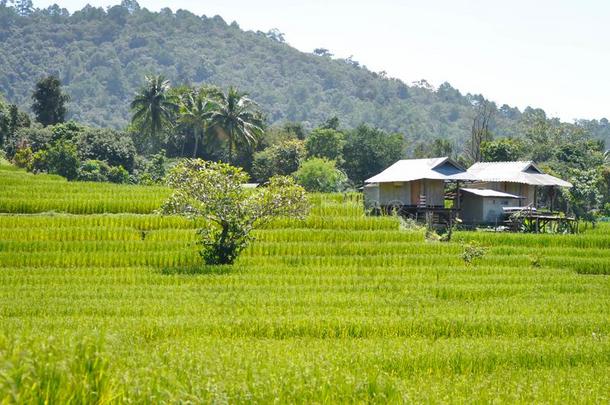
[78, 160, 129, 183]
[12, 145, 33, 168]
[294, 158, 347, 193]
[6, 127, 53, 157]
[162, 159, 309, 265]
[252, 139, 305, 182]
[461, 242, 487, 266]
[29, 149, 49, 173]
[77, 128, 136, 172]
[44, 141, 80, 180]
[107, 165, 129, 184]
[146, 149, 168, 183]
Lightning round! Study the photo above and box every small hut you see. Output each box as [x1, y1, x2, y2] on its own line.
[467, 161, 572, 208]
[459, 188, 522, 224]
[364, 157, 474, 218]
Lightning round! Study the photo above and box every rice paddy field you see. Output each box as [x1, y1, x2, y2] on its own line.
[1, 163, 609, 403]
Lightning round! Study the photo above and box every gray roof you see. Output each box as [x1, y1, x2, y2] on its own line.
[461, 188, 522, 199]
[467, 161, 572, 187]
[365, 157, 476, 183]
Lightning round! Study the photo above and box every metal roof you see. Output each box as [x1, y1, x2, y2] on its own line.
[461, 188, 522, 199]
[467, 161, 572, 188]
[365, 157, 476, 183]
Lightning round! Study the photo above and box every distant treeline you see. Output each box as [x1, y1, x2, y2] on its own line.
[0, 1, 609, 148]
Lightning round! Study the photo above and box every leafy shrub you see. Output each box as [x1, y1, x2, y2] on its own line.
[29, 149, 49, 173]
[6, 127, 53, 157]
[50, 121, 84, 143]
[78, 160, 109, 182]
[461, 242, 487, 266]
[252, 140, 305, 182]
[304, 128, 345, 164]
[107, 165, 129, 184]
[77, 159, 128, 183]
[12, 146, 33, 168]
[294, 158, 347, 193]
[45, 141, 80, 180]
[147, 149, 168, 183]
[77, 128, 136, 171]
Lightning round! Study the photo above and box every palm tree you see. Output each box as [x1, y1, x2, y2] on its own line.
[130, 75, 178, 149]
[210, 87, 263, 164]
[178, 89, 217, 158]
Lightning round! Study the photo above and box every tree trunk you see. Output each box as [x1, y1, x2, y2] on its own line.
[193, 130, 199, 158]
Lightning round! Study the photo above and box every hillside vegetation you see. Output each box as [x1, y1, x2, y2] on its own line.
[0, 163, 609, 402]
[1, 2, 609, 146]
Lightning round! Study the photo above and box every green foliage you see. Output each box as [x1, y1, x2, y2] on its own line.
[107, 164, 129, 184]
[44, 140, 80, 180]
[413, 138, 454, 159]
[564, 168, 604, 220]
[31, 75, 69, 126]
[77, 159, 129, 184]
[49, 120, 84, 143]
[305, 128, 345, 164]
[29, 149, 48, 173]
[76, 127, 136, 171]
[162, 159, 309, 264]
[130, 75, 179, 151]
[209, 86, 264, 164]
[78, 159, 110, 182]
[7, 127, 53, 157]
[177, 86, 220, 158]
[342, 124, 405, 184]
[480, 138, 525, 162]
[294, 158, 347, 193]
[0, 99, 31, 150]
[12, 145, 33, 168]
[461, 242, 487, 265]
[146, 149, 168, 183]
[252, 139, 305, 182]
[10, 4, 608, 148]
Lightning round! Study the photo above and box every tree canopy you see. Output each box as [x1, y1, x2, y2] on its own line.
[161, 159, 309, 264]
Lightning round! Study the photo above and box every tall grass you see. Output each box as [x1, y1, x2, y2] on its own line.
[0, 163, 609, 402]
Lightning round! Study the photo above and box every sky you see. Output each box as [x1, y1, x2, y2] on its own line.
[32, 0, 610, 121]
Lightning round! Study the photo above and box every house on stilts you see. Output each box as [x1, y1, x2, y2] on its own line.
[364, 157, 575, 232]
[363, 157, 475, 223]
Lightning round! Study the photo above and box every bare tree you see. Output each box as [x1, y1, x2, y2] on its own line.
[465, 100, 494, 163]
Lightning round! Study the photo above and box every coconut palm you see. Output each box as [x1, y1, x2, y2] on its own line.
[179, 88, 218, 158]
[130, 75, 178, 149]
[210, 87, 263, 164]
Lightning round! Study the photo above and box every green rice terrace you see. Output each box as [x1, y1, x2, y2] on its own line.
[0, 163, 609, 403]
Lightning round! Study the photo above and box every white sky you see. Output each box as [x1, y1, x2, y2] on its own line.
[32, 0, 610, 121]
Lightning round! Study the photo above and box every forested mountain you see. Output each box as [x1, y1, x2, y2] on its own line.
[0, 1, 609, 146]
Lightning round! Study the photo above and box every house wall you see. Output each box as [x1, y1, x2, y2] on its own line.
[471, 182, 536, 206]
[482, 197, 520, 223]
[378, 182, 411, 205]
[375, 179, 445, 207]
[460, 193, 483, 223]
[461, 193, 520, 224]
[363, 184, 379, 208]
[424, 180, 445, 207]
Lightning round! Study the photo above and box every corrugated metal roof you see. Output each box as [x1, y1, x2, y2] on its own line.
[365, 157, 475, 183]
[467, 161, 572, 187]
[461, 188, 522, 198]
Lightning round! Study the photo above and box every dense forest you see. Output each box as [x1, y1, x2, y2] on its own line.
[1, 1, 609, 147]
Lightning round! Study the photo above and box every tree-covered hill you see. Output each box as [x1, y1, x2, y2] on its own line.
[0, 1, 608, 145]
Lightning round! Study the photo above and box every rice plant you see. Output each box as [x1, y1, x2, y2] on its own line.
[0, 164, 609, 402]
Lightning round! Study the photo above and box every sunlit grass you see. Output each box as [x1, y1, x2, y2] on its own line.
[0, 164, 609, 402]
